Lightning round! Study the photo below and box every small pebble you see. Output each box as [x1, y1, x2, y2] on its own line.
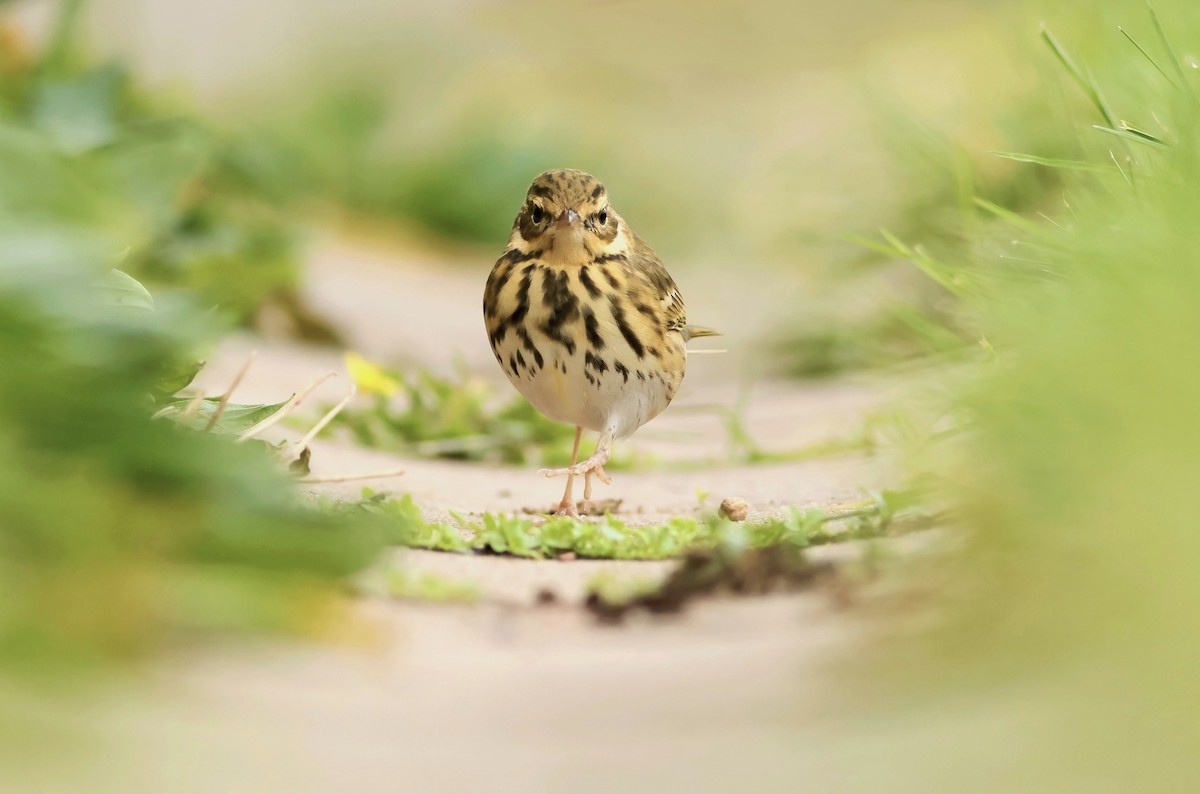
[719, 497, 750, 522]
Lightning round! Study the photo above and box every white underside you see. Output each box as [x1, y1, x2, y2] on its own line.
[500, 346, 677, 440]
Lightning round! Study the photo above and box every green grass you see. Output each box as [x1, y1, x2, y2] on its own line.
[839, 3, 1200, 788]
[335, 489, 920, 561]
[387, 570, 482, 605]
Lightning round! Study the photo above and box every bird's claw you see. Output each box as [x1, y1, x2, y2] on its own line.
[587, 465, 613, 486]
[551, 499, 580, 518]
[539, 461, 612, 485]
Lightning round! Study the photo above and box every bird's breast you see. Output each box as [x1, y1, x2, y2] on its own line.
[484, 258, 684, 436]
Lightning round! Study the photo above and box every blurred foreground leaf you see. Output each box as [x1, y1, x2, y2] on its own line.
[0, 116, 386, 680]
[158, 396, 292, 435]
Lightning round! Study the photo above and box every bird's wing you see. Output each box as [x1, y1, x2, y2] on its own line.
[627, 233, 720, 340]
[628, 233, 688, 333]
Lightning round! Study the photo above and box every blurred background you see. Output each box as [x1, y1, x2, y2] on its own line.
[3, 0, 1200, 790]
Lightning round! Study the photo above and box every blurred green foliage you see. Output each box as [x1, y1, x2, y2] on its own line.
[387, 568, 482, 605]
[224, 90, 578, 245]
[852, 2, 1200, 788]
[778, 304, 973, 379]
[0, 3, 319, 334]
[778, 0, 1152, 379]
[0, 17, 396, 674]
[0, 257, 390, 675]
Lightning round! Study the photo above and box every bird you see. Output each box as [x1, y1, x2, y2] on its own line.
[483, 169, 718, 517]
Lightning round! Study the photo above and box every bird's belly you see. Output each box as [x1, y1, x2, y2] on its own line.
[495, 341, 676, 439]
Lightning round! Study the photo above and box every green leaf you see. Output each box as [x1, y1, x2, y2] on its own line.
[160, 397, 291, 435]
[152, 357, 205, 402]
[95, 268, 155, 311]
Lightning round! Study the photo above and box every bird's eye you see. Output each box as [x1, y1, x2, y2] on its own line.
[530, 205, 544, 224]
[597, 210, 608, 226]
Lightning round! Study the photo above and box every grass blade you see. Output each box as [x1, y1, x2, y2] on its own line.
[1109, 150, 1134, 189]
[877, 228, 971, 297]
[1149, 5, 1199, 105]
[1092, 124, 1169, 148]
[1118, 25, 1179, 90]
[973, 198, 1044, 237]
[1042, 26, 1118, 128]
[844, 233, 907, 259]
[990, 151, 1112, 172]
[1117, 122, 1169, 145]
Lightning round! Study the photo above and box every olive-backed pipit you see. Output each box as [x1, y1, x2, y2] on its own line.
[483, 169, 718, 516]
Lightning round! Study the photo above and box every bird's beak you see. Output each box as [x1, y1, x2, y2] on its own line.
[558, 208, 580, 227]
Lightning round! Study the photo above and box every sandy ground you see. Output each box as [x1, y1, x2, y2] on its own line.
[16, 588, 876, 794]
[12, 235, 931, 793]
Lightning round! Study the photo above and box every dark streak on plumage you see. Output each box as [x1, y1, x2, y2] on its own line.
[592, 252, 627, 265]
[517, 326, 536, 355]
[504, 247, 542, 265]
[486, 169, 700, 436]
[601, 266, 621, 290]
[539, 269, 580, 355]
[609, 295, 646, 359]
[585, 351, 608, 374]
[583, 307, 604, 350]
[578, 266, 601, 299]
[510, 265, 535, 324]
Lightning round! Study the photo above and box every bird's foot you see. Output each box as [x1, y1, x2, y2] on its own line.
[539, 452, 613, 485]
[551, 498, 580, 518]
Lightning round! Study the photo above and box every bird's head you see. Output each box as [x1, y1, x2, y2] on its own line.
[511, 169, 623, 265]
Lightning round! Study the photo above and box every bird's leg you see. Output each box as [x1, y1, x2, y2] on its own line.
[552, 426, 584, 517]
[579, 442, 614, 514]
[582, 469, 600, 515]
[541, 427, 614, 506]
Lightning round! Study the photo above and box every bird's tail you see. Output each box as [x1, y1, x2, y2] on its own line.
[682, 325, 722, 342]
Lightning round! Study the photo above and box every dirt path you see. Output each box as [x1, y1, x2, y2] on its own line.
[23, 587, 868, 793]
[13, 236, 924, 793]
